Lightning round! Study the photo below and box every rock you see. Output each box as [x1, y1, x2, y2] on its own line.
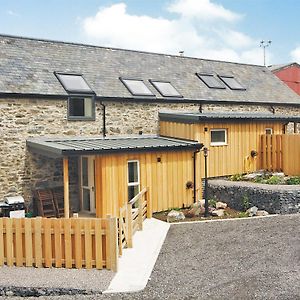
[216, 201, 227, 209]
[185, 206, 204, 218]
[247, 206, 258, 217]
[256, 210, 269, 216]
[167, 210, 185, 222]
[211, 209, 224, 217]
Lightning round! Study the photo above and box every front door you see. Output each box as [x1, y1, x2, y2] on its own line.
[81, 156, 95, 213]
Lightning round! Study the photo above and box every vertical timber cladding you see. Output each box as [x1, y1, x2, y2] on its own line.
[95, 150, 196, 217]
[160, 120, 285, 178]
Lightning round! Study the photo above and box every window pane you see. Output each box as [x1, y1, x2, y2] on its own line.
[128, 185, 139, 202]
[56, 73, 93, 93]
[83, 189, 90, 211]
[122, 79, 154, 96]
[69, 97, 85, 116]
[211, 130, 226, 144]
[84, 97, 93, 117]
[151, 81, 181, 97]
[219, 76, 245, 90]
[82, 157, 88, 186]
[128, 161, 139, 183]
[197, 74, 225, 89]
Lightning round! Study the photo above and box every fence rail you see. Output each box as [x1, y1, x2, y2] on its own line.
[0, 216, 118, 271]
[118, 187, 148, 255]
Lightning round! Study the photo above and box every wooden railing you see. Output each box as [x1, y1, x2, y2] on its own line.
[0, 216, 118, 271]
[118, 187, 149, 255]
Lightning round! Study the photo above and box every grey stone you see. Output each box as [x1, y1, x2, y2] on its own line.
[216, 201, 227, 209]
[247, 206, 258, 217]
[167, 210, 185, 222]
[211, 209, 225, 217]
[256, 210, 269, 216]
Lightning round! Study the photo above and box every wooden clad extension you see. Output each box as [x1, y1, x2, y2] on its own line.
[95, 150, 196, 217]
[0, 217, 118, 271]
[160, 120, 285, 178]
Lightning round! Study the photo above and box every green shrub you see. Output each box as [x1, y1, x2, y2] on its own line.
[230, 174, 244, 181]
[265, 175, 281, 185]
[237, 211, 250, 218]
[241, 195, 250, 210]
[286, 176, 300, 185]
[208, 199, 217, 208]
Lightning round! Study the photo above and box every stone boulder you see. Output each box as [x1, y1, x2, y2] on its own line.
[256, 210, 269, 217]
[216, 201, 227, 209]
[167, 210, 185, 222]
[247, 206, 258, 217]
[185, 206, 204, 218]
[211, 209, 224, 217]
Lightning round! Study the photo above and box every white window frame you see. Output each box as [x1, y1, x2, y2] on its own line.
[265, 128, 273, 135]
[210, 129, 227, 146]
[127, 160, 140, 201]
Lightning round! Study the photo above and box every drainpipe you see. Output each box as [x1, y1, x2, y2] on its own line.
[100, 102, 106, 137]
[193, 149, 200, 203]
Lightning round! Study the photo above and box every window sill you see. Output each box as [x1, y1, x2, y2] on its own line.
[210, 143, 228, 147]
[67, 116, 96, 121]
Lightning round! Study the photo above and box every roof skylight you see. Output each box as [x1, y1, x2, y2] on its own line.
[218, 75, 246, 90]
[196, 73, 225, 89]
[120, 78, 154, 96]
[55, 72, 93, 94]
[150, 80, 182, 97]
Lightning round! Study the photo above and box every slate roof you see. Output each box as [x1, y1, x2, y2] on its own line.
[1, 34, 300, 105]
[159, 111, 300, 123]
[26, 135, 203, 158]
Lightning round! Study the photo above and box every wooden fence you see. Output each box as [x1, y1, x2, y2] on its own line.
[260, 134, 300, 175]
[0, 216, 118, 271]
[118, 188, 148, 256]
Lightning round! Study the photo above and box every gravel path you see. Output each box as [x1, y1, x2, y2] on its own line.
[1, 214, 300, 299]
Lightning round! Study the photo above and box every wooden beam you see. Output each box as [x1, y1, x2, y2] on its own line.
[63, 157, 70, 218]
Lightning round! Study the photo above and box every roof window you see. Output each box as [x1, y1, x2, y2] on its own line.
[196, 73, 225, 89]
[149, 80, 182, 97]
[55, 72, 94, 94]
[120, 78, 154, 96]
[218, 75, 246, 90]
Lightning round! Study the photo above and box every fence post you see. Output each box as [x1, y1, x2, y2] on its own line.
[118, 208, 122, 256]
[145, 188, 152, 218]
[106, 216, 118, 272]
[127, 204, 133, 248]
[138, 195, 143, 231]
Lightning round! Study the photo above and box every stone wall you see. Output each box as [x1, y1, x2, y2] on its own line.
[0, 97, 299, 211]
[208, 179, 300, 214]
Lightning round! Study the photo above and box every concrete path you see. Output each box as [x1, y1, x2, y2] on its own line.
[104, 218, 170, 293]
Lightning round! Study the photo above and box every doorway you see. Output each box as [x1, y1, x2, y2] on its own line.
[80, 156, 96, 214]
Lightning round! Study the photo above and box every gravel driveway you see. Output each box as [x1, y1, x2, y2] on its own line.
[1, 214, 300, 299]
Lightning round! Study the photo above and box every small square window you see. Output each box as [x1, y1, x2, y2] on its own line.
[149, 80, 182, 97]
[218, 75, 245, 90]
[120, 78, 154, 96]
[265, 128, 273, 135]
[196, 73, 226, 89]
[211, 129, 227, 146]
[55, 72, 93, 94]
[68, 96, 95, 120]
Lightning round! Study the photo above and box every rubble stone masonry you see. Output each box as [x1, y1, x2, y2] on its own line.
[0, 97, 299, 210]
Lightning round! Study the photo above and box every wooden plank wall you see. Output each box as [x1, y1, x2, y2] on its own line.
[95, 150, 195, 217]
[282, 134, 300, 175]
[0, 217, 118, 271]
[160, 120, 285, 178]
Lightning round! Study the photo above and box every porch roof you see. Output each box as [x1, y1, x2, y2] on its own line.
[159, 111, 300, 124]
[27, 135, 203, 158]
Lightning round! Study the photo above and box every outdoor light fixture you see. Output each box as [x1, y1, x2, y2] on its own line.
[260, 40, 272, 66]
[202, 147, 209, 217]
[251, 150, 258, 158]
